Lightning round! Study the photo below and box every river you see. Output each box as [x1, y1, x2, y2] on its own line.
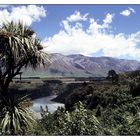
[30, 95, 64, 118]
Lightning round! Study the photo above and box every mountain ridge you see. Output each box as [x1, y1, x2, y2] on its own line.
[22, 53, 140, 77]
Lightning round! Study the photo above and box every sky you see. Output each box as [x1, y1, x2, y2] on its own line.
[0, 4, 140, 60]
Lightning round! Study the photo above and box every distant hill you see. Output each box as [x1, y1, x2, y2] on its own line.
[21, 53, 140, 77]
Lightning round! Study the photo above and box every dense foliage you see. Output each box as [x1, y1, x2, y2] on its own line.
[31, 71, 140, 135]
[32, 93, 140, 135]
[32, 102, 108, 135]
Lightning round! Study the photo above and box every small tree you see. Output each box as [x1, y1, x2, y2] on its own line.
[0, 21, 49, 135]
[106, 70, 119, 84]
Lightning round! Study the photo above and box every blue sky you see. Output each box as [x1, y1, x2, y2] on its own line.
[0, 4, 140, 60]
[32, 5, 140, 38]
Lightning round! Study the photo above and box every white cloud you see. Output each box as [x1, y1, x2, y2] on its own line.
[67, 11, 88, 22]
[0, 5, 46, 26]
[128, 7, 135, 13]
[43, 11, 140, 60]
[103, 13, 114, 28]
[120, 9, 131, 16]
[120, 7, 135, 16]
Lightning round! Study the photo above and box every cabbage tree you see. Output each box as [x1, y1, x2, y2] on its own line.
[0, 21, 49, 135]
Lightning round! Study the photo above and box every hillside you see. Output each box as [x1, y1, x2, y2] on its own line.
[21, 53, 140, 77]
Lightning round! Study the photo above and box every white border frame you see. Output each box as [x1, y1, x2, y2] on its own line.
[0, 0, 140, 4]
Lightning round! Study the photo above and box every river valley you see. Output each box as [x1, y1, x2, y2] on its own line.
[30, 95, 64, 118]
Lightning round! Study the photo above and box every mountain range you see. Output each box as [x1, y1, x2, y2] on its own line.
[22, 53, 140, 77]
